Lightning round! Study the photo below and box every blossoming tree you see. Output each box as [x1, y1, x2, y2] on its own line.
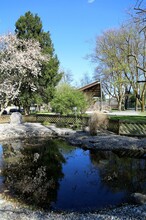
[0, 34, 49, 114]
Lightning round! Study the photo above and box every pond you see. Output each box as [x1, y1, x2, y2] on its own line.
[0, 138, 146, 212]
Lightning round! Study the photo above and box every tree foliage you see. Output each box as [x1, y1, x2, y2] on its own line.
[15, 11, 62, 114]
[0, 34, 49, 114]
[90, 2, 146, 111]
[134, 0, 146, 32]
[50, 83, 87, 115]
[92, 18, 146, 111]
[92, 28, 129, 110]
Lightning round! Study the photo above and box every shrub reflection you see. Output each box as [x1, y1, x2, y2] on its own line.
[2, 139, 66, 209]
[90, 150, 146, 194]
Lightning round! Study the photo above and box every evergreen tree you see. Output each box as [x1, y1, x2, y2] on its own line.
[15, 11, 62, 114]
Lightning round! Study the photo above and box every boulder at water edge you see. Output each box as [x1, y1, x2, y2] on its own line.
[10, 112, 23, 125]
[131, 192, 146, 205]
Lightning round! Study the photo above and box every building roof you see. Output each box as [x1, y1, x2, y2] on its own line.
[79, 81, 100, 91]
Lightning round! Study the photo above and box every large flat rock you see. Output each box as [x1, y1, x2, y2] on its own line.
[66, 130, 146, 155]
[0, 123, 53, 140]
[0, 123, 76, 141]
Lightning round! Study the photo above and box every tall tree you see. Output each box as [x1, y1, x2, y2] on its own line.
[122, 22, 146, 111]
[15, 11, 62, 114]
[92, 20, 146, 111]
[0, 34, 49, 115]
[92, 28, 130, 111]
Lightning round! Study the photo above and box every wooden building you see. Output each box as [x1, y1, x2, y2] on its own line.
[79, 81, 111, 112]
[79, 81, 101, 99]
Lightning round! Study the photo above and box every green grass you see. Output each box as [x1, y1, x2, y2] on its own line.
[109, 115, 146, 121]
[138, 112, 146, 116]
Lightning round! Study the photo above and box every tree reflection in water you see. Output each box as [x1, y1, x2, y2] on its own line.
[90, 150, 146, 194]
[2, 138, 66, 209]
[1, 139, 146, 212]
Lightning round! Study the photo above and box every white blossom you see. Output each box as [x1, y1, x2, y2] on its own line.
[0, 33, 50, 113]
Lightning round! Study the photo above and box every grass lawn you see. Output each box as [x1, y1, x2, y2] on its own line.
[109, 115, 146, 121]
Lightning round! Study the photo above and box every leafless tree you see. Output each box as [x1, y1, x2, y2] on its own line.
[134, 0, 146, 32]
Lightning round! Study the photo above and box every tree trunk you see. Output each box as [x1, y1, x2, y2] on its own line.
[0, 100, 10, 115]
[141, 95, 145, 112]
[135, 98, 139, 111]
[24, 106, 30, 115]
[125, 95, 128, 110]
[124, 86, 131, 110]
[118, 100, 122, 111]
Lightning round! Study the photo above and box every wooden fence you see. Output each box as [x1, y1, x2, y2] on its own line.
[1, 114, 146, 136]
[0, 115, 10, 123]
[108, 119, 146, 136]
[0, 114, 90, 127]
[35, 114, 89, 126]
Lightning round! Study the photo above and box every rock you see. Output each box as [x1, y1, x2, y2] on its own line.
[10, 112, 23, 125]
[131, 193, 146, 205]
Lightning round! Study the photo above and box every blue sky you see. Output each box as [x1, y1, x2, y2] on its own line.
[0, 0, 136, 84]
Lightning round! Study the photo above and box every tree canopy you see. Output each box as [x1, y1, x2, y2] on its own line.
[92, 18, 146, 111]
[15, 11, 62, 114]
[0, 34, 49, 114]
[50, 83, 87, 115]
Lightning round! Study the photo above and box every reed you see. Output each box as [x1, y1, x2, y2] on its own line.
[89, 111, 108, 135]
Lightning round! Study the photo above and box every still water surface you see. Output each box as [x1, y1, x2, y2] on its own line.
[0, 138, 146, 211]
